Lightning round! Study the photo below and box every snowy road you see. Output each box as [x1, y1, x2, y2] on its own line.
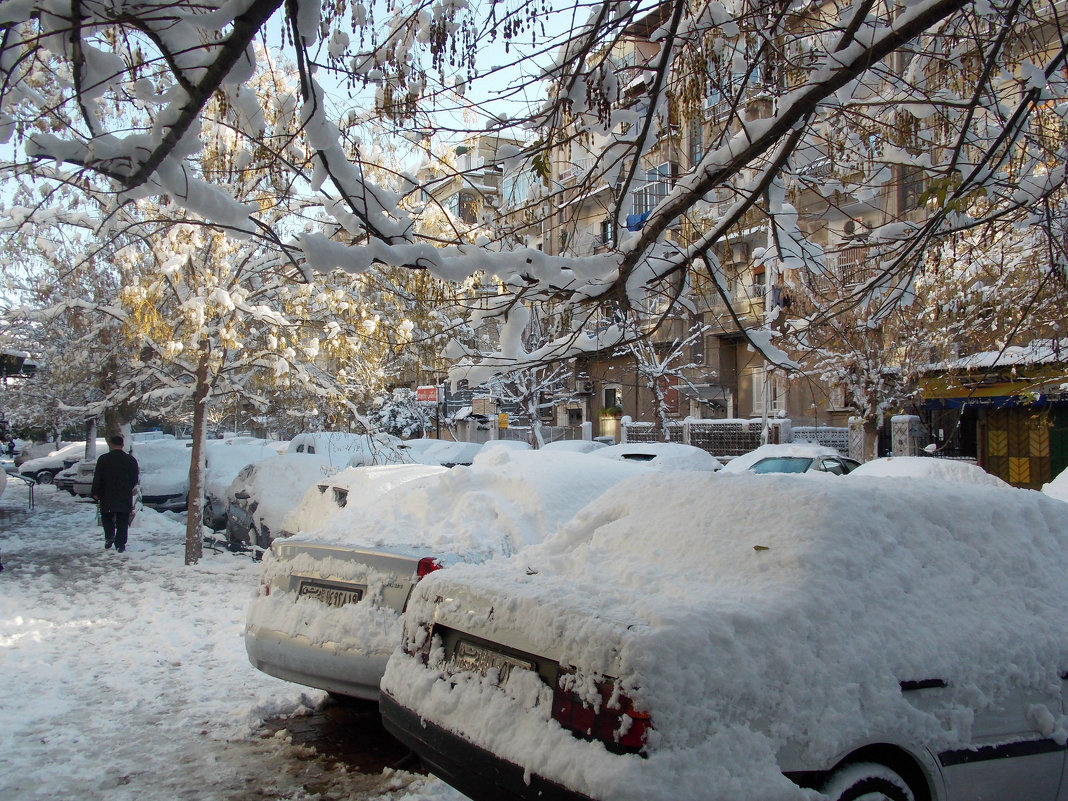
[0, 480, 467, 801]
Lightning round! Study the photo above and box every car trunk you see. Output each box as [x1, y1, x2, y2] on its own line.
[270, 541, 428, 614]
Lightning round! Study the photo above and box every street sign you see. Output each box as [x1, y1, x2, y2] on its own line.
[416, 385, 439, 403]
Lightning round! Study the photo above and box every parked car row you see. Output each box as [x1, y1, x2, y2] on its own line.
[240, 441, 1068, 801]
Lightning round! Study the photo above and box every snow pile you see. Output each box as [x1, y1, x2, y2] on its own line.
[386, 472, 1068, 801]
[1042, 466, 1068, 503]
[290, 448, 651, 560]
[848, 455, 1008, 486]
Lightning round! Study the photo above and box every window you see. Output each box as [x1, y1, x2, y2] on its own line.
[454, 191, 477, 224]
[632, 163, 677, 216]
[751, 367, 787, 415]
[688, 118, 704, 166]
[900, 165, 925, 212]
[599, 218, 614, 248]
[604, 387, 619, 409]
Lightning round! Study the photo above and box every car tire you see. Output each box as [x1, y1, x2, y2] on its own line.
[821, 763, 915, 801]
[36, 470, 55, 485]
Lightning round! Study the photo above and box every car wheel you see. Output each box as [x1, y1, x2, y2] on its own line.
[36, 470, 55, 485]
[822, 763, 915, 801]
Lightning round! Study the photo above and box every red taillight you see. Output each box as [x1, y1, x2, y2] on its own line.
[416, 557, 442, 580]
[551, 674, 651, 755]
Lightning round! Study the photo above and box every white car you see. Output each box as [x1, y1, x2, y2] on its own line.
[719, 442, 859, 475]
[279, 463, 448, 539]
[591, 441, 722, 471]
[202, 438, 288, 530]
[407, 439, 484, 467]
[225, 452, 341, 551]
[133, 439, 194, 511]
[382, 472, 1068, 801]
[288, 431, 409, 467]
[244, 449, 651, 700]
[849, 456, 1008, 486]
[19, 440, 107, 484]
[541, 440, 607, 454]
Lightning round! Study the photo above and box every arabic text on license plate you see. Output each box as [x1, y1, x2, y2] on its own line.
[298, 581, 363, 608]
[450, 640, 533, 684]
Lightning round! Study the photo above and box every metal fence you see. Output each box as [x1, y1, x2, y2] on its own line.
[621, 418, 788, 458]
[790, 426, 850, 454]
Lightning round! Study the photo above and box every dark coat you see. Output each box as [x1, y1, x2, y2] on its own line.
[92, 449, 139, 513]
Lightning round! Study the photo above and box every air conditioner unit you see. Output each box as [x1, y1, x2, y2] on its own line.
[575, 379, 594, 395]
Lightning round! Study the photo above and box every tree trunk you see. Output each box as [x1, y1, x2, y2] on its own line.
[84, 418, 98, 460]
[185, 350, 211, 565]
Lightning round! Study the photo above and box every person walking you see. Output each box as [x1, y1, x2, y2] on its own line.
[91, 435, 139, 552]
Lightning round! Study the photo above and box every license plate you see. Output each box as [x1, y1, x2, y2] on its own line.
[297, 580, 363, 608]
[449, 639, 533, 684]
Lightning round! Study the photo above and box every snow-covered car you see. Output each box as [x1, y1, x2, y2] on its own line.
[382, 472, 1068, 801]
[591, 441, 722, 471]
[71, 458, 98, 497]
[278, 463, 448, 539]
[719, 442, 859, 475]
[19, 440, 106, 484]
[202, 438, 288, 530]
[53, 463, 79, 494]
[849, 455, 1008, 486]
[244, 449, 651, 700]
[225, 452, 341, 552]
[135, 439, 194, 511]
[288, 431, 409, 467]
[407, 439, 484, 467]
[540, 439, 607, 453]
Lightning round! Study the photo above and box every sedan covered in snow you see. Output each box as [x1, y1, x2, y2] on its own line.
[225, 452, 340, 552]
[244, 449, 651, 701]
[590, 441, 721, 471]
[719, 442, 859, 475]
[381, 471, 1068, 801]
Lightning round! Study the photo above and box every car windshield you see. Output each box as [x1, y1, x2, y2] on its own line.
[750, 456, 814, 474]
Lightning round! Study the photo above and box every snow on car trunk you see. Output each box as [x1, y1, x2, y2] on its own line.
[384, 471, 1068, 801]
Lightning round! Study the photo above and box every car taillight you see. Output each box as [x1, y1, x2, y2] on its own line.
[416, 557, 441, 580]
[551, 672, 651, 755]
